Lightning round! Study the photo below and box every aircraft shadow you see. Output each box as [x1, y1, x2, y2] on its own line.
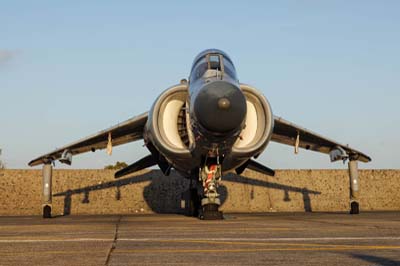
[53, 170, 321, 216]
[223, 173, 321, 212]
[350, 253, 399, 266]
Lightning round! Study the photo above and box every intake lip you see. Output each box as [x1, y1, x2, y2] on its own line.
[194, 81, 247, 134]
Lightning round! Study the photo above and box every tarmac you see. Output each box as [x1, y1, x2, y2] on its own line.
[0, 212, 399, 266]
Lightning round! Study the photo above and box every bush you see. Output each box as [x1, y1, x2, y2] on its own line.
[104, 161, 128, 170]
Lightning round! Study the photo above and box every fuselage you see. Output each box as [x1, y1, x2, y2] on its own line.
[144, 49, 273, 178]
[188, 49, 247, 163]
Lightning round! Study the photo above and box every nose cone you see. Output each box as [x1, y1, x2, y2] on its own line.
[194, 81, 247, 134]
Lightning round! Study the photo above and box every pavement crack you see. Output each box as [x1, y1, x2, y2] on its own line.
[105, 215, 122, 266]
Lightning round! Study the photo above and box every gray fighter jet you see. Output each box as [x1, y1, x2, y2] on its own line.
[29, 49, 371, 219]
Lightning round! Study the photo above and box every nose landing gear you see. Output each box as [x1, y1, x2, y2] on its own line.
[198, 164, 223, 220]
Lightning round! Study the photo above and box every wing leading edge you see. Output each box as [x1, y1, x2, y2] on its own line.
[271, 116, 371, 163]
[28, 112, 148, 166]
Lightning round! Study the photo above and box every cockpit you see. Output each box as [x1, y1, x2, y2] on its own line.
[190, 53, 237, 82]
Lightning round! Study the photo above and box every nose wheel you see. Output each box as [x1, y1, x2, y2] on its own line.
[198, 164, 223, 220]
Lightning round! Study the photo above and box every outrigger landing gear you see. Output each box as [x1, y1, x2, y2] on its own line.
[348, 158, 360, 214]
[198, 164, 223, 220]
[42, 162, 53, 218]
[330, 148, 362, 215]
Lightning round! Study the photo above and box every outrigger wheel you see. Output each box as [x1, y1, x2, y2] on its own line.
[43, 205, 52, 218]
[350, 201, 359, 215]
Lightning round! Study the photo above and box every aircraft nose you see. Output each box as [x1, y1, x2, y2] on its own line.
[194, 81, 247, 134]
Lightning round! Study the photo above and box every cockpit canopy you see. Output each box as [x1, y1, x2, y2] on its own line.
[190, 50, 237, 82]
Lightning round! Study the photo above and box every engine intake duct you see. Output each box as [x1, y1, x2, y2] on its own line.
[177, 104, 190, 148]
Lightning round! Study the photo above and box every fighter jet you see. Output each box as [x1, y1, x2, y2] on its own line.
[29, 49, 371, 219]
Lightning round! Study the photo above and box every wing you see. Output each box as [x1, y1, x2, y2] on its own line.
[271, 116, 371, 163]
[28, 112, 148, 166]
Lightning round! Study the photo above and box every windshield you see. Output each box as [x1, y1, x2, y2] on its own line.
[223, 58, 236, 79]
[191, 57, 208, 80]
[209, 55, 221, 70]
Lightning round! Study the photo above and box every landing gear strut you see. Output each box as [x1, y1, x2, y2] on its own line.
[198, 164, 223, 220]
[348, 158, 360, 214]
[42, 163, 53, 218]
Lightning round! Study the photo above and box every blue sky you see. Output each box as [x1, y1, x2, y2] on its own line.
[1, 1, 399, 169]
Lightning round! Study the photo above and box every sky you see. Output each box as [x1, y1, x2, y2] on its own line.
[1, 1, 399, 170]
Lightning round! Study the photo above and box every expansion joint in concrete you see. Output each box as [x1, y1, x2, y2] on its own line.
[104, 215, 122, 266]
